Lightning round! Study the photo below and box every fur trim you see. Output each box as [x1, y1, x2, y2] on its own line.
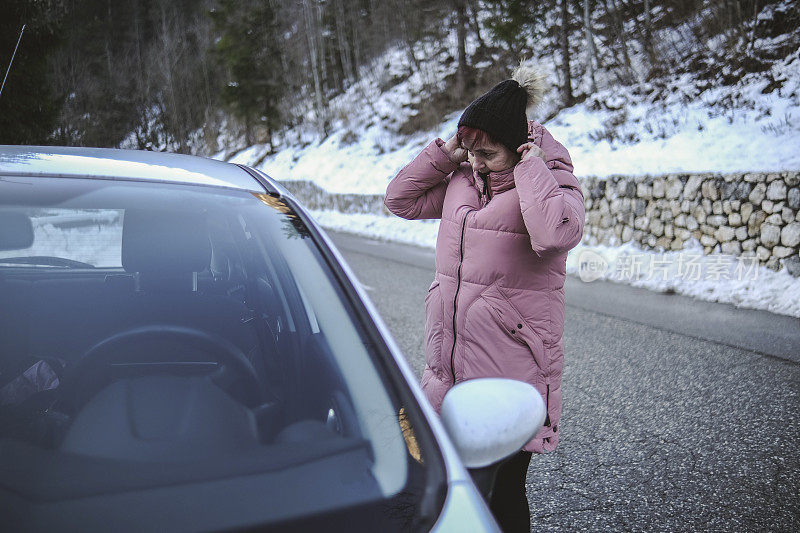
[511, 62, 547, 111]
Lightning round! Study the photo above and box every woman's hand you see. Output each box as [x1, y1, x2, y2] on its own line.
[517, 142, 546, 162]
[443, 134, 468, 164]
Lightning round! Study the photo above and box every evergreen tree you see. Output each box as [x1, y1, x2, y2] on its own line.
[211, 0, 284, 149]
[481, 0, 549, 61]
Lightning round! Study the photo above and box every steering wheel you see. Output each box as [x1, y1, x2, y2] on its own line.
[62, 325, 263, 409]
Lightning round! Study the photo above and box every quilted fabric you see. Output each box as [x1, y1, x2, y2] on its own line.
[385, 121, 584, 452]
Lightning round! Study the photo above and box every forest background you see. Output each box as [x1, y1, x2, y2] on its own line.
[2, 0, 798, 156]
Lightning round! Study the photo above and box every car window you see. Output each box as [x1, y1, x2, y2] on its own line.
[0, 176, 444, 531]
[0, 208, 123, 267]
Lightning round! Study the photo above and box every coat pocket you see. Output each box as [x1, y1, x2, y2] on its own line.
[478, 284, 546, 372]
[424, 279, 444, 370]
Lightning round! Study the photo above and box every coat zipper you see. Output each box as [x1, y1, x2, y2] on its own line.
[480, 173, 492, 204]
[543, 384, 551, 427]
[449, 209, 473, 384]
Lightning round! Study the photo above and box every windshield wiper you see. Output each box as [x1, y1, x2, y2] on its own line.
[0, 256, 95, 268]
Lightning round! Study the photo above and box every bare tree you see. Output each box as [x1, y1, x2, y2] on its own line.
[453, 0, 468, 98]
[644, 0, 653, 59]
[606, 0, 635, 83]
[559, 0, 573, 105]
[466, 0, 487, 51]
[395, 0, 423, 72]
[583, 0, 597, 92]
[302, 0, 327, 134]
[333, 0, 355, 84]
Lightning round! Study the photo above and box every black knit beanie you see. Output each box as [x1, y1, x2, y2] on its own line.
[457, 79, 529, 153]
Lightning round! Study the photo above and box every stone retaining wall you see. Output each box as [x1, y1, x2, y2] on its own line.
[580, 172, 800, 276]
[279, 171, 800, 277]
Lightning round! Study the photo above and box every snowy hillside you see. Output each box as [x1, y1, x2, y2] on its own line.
[215, 14, 800, 318]
[222, 45, 800, 195]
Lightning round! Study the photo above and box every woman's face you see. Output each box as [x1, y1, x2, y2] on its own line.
[461, 136, 519, 174]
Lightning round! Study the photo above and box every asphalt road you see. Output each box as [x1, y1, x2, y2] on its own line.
[328, 230, 800, 532]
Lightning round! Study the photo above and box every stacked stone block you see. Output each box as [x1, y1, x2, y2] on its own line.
[581, 172, 800, 277]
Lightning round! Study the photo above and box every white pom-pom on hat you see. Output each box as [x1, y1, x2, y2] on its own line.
[511, 61, 547, 112]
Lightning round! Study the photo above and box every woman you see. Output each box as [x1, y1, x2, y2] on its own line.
[384, 64, 585, 531]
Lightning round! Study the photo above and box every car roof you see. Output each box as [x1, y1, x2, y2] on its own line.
[0, 145, 265, 191]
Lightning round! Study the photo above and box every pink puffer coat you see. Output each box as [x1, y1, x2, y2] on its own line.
[384, 121, 584, 452]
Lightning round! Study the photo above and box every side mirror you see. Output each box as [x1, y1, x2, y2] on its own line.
[0, 211, 34, 251]
[440, 378, 545, 469]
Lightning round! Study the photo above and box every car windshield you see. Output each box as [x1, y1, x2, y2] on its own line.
[0, 176, 443, 531]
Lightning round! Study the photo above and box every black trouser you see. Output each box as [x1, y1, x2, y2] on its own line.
[489, 450, 533, 532]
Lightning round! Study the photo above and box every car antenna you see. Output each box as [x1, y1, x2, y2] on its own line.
[0, 24, 26, 101]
